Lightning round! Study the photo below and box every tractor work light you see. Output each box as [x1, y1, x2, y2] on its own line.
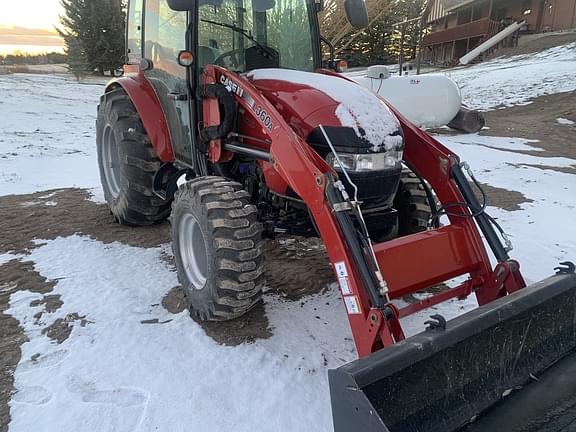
[326, 150, 403, 172]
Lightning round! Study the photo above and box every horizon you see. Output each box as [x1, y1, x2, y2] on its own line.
[0, 1, 65, 55]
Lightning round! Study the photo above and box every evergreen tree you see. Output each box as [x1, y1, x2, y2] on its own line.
[327, 0, 428, 66]
[65, 36, 90, 80]
[59, 0, 126, 75]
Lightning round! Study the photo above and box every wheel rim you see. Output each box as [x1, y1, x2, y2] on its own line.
[101, 125, 121, 198]
[179, 213, 208, 290]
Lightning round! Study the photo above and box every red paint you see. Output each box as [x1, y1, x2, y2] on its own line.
[398, 280, 476, 318]
[106, 70, 175, 162]
[246, 75, 343, 141]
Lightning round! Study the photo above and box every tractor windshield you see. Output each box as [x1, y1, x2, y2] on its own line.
[198, 0, 316, 72]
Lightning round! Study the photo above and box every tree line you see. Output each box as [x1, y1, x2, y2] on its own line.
[0, 52, 67, 66]
[59, 0, 126, 79]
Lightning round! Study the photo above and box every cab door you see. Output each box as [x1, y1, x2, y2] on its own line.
[143, 0, 194, 166]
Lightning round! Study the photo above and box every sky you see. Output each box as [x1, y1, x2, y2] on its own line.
[0, 0, 65, 54]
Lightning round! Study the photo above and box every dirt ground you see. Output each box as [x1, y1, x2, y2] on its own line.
[482, 91, 576, 160]
[0, 188, 336, 430]
[1, 87, 575, 430]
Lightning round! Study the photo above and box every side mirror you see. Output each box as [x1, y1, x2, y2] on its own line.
[344, 0, 369, 29]
[167, 0, 195, 11]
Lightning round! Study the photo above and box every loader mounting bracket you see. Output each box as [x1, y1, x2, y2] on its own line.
[555, 261, 575, 275]
[424, 314, 447, 331]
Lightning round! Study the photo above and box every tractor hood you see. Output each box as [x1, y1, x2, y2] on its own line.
[246, 69, 403, 155]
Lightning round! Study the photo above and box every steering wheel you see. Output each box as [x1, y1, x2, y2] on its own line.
[213, 49, 245, 69]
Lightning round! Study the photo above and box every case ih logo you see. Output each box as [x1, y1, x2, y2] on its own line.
[220, 75, 244, 97]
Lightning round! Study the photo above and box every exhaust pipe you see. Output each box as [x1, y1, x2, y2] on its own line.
[330, 271, 576, 432]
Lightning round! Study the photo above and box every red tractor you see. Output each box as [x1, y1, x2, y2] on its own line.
[97, 0, 576, 430]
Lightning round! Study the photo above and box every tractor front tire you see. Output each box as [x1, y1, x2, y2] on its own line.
[96, 88, 171, 226]
[394, 167, 433, 235]
[171, 177, 264, 321]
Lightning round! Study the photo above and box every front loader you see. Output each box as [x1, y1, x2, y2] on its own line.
[96, 0, 576, 430]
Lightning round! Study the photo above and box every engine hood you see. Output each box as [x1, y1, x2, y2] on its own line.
[246, 69, 403, 154]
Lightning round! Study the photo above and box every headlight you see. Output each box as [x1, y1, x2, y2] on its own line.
[326, 150, 403, 172]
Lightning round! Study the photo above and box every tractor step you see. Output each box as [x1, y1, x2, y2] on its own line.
[329, 272, 576, 432]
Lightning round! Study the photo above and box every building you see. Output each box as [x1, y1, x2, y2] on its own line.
[422, 0, 576, 64]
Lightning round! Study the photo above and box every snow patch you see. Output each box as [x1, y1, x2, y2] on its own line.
[557, 117, 575, 126]
[248, 69, 401, 152]
[6, 233, 482, 431]
[0, 252, 24, 266]
[7, 235, 358, 432]
[0, 74, 105, 198]
[443, 42, 576, 111]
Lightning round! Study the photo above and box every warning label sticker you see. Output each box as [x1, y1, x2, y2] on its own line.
[335, 261, 348, 278]
[344, 296, 361, 315]
[338, 277, 352, 295]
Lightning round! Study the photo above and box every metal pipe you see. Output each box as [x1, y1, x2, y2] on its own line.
[223, 142, 270, 162]
[459, 20, 526, 65]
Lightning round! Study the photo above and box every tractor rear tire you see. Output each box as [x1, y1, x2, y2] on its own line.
[171, 177, 265, 321]
[96, 88, 171, 226]
[394, 167, 432, 235]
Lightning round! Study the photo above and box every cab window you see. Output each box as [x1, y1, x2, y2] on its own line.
[144, 0, 187, 78]
[198, 0, 315, 72]
[127, 0, 144, 64]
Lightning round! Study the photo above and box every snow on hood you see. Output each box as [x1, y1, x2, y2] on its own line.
[247, 69, 402, 152]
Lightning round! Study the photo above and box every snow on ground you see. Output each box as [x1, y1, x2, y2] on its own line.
[557, 117, 575, 126]
[0, 73, 105, 200]
[436, 134, 576, 284]
[443, 42, 576, 110]
[7, 236, 356, 432]
[0, 252, 25, 266]
[2, 41, 576, 432]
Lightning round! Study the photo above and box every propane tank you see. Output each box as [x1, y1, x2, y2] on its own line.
[348, 68, 462, 129]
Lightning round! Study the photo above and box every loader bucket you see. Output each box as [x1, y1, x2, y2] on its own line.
[329, 272, 576, 432]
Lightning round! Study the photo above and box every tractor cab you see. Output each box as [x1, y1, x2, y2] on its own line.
[125, 0, 366, 165]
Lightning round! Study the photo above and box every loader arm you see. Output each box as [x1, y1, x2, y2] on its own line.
[201, 65, 526, 355]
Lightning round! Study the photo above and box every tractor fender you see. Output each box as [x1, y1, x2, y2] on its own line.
[105, 73, 175, 162]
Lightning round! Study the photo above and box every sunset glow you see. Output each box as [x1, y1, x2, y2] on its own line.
[0, 0, 65, 54]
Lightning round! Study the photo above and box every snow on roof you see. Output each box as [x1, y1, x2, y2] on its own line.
[247, 68, 401, 152]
